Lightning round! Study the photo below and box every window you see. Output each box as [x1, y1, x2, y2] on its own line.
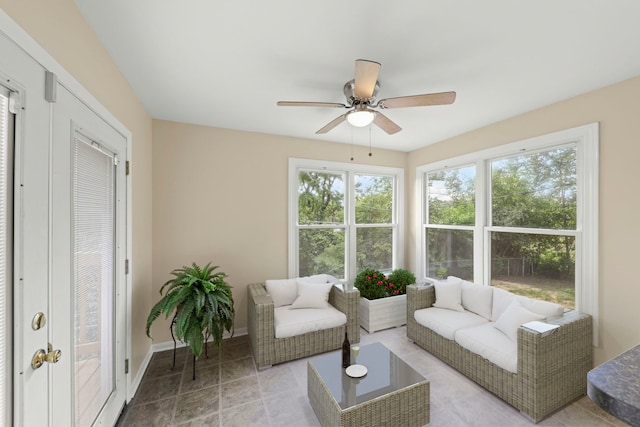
[490, 147, 577, 308]
[425, 165, 475, 280]
[290, 158, 403, 282]
[418, 123, 598, 341]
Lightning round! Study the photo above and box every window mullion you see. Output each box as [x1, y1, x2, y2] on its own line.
[476, 159, 487, 285]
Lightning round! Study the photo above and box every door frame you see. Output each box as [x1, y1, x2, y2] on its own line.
[0, 4, 134, 416]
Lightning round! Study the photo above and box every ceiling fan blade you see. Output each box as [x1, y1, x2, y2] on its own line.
[354, 59, 381, 99]
[277, 101, 346, 108]
[316, 114, 347, 134]
[378, 91, 456, 109]
[372, 111, 402, 135]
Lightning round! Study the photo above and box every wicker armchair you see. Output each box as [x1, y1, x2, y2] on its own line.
[407, 284, 593, 423]
[247, 282, 360, 369]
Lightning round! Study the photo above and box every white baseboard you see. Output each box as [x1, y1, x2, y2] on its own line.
[128, 327, 248, 401]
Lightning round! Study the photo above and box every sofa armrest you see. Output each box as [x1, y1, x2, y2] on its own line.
[407, 284, 435, 314]
[247, 283, 275, 368]
[517, 310, 593, 421]
[329, 284, 360, 343]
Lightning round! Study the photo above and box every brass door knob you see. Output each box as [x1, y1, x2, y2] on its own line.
[31, 343, 62, 370]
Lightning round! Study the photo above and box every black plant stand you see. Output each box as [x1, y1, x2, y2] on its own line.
[169, 312, 209, 380]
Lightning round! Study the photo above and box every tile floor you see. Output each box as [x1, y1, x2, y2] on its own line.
[116, 327, 628, 426]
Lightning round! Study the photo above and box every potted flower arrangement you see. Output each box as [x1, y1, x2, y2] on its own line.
[354, 268, 416, 333]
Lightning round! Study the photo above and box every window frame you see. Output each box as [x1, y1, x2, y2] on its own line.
[289, 158, 404, 283]
[417, 123, 599, 344]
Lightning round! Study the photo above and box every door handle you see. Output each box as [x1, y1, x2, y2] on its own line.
[31, 343, 62, 370]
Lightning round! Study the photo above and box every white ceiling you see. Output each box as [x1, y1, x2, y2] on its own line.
[75, 1, 640, 152]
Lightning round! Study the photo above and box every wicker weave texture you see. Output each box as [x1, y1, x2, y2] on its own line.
[247, 282, 360, 369]
[406, 284, 593, 423]
[307, 361, 430, 427]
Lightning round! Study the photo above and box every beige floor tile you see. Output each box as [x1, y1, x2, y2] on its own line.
[121, 327, 624, 427]
[219, 400, 268, 427]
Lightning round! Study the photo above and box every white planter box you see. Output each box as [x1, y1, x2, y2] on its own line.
[359, 294, 407, 333]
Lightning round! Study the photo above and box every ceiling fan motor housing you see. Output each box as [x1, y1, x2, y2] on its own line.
[343, 79, 379, 106]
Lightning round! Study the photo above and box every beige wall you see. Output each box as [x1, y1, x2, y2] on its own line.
[0, 1, 154, 379]
[408, 75, 640, 366]
[151, 120, 407, 342]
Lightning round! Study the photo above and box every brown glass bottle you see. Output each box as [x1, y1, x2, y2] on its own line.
[342, 331, 350, 368]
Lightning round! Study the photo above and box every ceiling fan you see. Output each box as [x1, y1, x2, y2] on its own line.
[277, 59, 456, 135]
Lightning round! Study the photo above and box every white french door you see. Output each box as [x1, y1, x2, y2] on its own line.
[0, 22, 128, 426]
[50, 85, 127, 426]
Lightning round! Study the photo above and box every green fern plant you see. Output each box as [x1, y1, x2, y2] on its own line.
[145, 262, 234, 358]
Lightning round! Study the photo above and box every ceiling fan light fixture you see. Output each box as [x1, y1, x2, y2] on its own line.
[346, 109, 376, 127]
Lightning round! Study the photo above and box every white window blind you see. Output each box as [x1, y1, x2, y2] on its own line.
[72, 134, 115, 427]
[0, 86, 12, 427]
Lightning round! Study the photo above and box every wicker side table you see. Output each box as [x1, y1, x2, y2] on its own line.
[307, 342, 429, 427]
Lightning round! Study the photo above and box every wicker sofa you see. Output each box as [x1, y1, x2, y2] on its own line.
[247, 282, 360, 369]
[407, 283, 593, 423]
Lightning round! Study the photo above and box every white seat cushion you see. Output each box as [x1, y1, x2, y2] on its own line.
[274, 305, 346, 339]
[455, 322, 518, 374]
[414, 307, 488, 340]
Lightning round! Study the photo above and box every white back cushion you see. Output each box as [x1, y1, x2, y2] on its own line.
[491, 287, 517, 321]
[265, 278, 298, 307]
[265, 274, 329, 307]
[461, 281, 493, 320]
[515, 295, 564, 318]
[432, 277, 464, 312]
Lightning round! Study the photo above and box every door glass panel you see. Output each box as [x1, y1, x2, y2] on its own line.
[73, 134, 115, 427]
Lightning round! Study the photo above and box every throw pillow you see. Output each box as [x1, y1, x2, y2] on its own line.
[461, 280, 493, 320]
[494, 300, 545, 341]
[265, 278, 298, 307]
[290, 280, 334, 309]
[432, 277, 464, 312]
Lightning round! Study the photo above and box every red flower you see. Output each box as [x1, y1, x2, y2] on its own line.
[373, 274, 377, 278]
[366, 276, 371, 280]
[394, 290, 399, 295]
[389, 283, 394, 288]
[377, 280, 383, 285]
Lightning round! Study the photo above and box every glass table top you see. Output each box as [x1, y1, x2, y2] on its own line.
[308, 341, 427, 410]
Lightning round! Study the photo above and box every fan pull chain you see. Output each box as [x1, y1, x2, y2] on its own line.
[350, 126, 354, 161]
[368, 125, 372, 157]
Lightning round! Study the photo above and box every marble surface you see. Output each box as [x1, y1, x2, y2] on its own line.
[588, 344, 640, 426]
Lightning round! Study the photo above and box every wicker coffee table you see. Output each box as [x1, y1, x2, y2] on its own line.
[307, 342, 430, 427]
